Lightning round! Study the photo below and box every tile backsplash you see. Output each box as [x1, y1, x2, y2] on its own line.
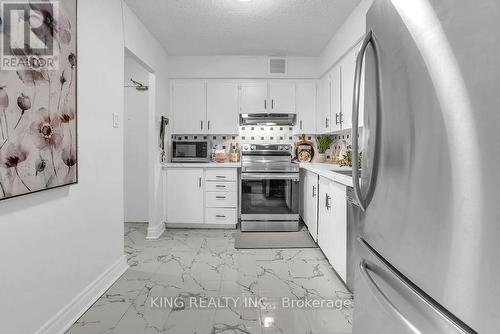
[171, 127, 357, 160]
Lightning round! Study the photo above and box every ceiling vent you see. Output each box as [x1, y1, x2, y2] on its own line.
[268, 57, 287, 76]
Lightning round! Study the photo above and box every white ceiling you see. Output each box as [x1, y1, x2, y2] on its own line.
[124, 0, 362, 56]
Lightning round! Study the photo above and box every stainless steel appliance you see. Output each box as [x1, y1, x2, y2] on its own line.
[352, 0, 500, 333]
[239, 113, 296, 126]
[171, 140, 210, 162]
[240, 143, 299, 232]
[346, 186, 361, 292]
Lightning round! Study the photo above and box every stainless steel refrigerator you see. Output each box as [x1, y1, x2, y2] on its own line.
[351, 0, 500, 333]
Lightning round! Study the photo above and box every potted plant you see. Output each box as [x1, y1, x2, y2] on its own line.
[315, 135, 333, 163]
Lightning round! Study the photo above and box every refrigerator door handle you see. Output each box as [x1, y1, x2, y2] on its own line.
[359, 238, 474, 334]
[352, 30, 381, 211]
[359, 259, 421, 334]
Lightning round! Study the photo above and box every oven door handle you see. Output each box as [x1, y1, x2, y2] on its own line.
[241, 173, 299, 181]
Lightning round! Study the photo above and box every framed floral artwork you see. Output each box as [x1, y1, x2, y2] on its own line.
[0, 0, 77, 200]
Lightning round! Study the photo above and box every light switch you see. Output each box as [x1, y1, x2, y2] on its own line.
[113, 113, 119, 128]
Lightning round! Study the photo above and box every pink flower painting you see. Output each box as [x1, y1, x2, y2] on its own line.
[0, 0, 77, 200]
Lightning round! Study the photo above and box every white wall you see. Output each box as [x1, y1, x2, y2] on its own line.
[124, 56, 149, 222]
[319, 0, 374, 77]
[167, 55, 319, 79]
[0, 0, 127, 333]
[122, 3, 170, 238]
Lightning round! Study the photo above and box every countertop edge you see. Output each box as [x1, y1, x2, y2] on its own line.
[162, 162, 241, 168]
[299, 163, 354, 187]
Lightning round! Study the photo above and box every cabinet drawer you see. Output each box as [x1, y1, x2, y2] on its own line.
[206, 191, 237, 208]
[205, 181, 237, 192]
[205, 168, 237, 181]
[205, 208, 237, 225]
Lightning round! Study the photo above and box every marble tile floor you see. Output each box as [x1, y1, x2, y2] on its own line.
[67, 223, 353, 334]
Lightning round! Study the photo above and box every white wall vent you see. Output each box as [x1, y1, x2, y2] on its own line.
[268, 57, 287, 76]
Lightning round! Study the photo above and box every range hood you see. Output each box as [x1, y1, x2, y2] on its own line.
[239, 113, 296, 126]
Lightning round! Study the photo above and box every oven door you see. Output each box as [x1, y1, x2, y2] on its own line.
[240, 172, 299, 221]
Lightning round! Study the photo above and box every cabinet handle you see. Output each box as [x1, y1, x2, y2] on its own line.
[300, 120, 303, 130]
[312, 185, 316, 198]
[208, 120, 210, 130]
[325, 193, 331, 209]
[264, 100, 267, 110]
[271, 99, 274, 109]
[200, 120, 203, 130]
[335, 113, 339, 125]
[339, 113, 343, 124]
[215, 185, 226, 188]
[215, 175, 226, 179]
[215, 215, 226, 218]
[325, 117, 329, 129]
[216, 196, 226, 199]
[199, 177, 202, 188]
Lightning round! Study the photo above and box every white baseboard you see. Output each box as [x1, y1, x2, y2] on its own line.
[35, 255, 129, 334]
[166, 223, 236, 229]
[146, 221, 165, 239]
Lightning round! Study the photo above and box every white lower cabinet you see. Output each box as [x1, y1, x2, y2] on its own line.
[301, 170, 319, 242]
[205, 191, 237, 208]
[166, 168, 204, 225]
[166, 167, 238, 227]
[318, 176, 347, 282]
[205, 208, 237, 225]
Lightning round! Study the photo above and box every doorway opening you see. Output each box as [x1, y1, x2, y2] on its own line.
[124, 53, 150, 226]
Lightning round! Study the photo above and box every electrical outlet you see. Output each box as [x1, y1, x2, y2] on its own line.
[113, 113, 119, 128]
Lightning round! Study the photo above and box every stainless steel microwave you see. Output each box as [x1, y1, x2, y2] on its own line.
[171, 140, 210, 162]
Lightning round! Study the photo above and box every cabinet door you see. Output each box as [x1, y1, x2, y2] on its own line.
[316, 75, 330, 134]
[304, 171, 319, 242]
[340, 44, 364, 130]
[240, 82, 268, 113]
[318, 177, 347, 282]
[318, 177, 333, 255]
[172, 81, 206, 134]
[330, 65, 342, 132]
[206, 82, 239, 134]
[295, 82, 317, 134]
[166, 168, 204, 224]
[329, 181, 347, 282]
[269, 82, 295, 113]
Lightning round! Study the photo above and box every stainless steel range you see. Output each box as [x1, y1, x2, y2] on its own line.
[240, 144, 299, 232]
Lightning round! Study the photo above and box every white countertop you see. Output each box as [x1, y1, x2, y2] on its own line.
[162, 161, 353, 186]
[162, 162, 241, 168]
[298, 162, 354, 187]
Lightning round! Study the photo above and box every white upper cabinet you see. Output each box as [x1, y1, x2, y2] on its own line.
[339, 41, 364, 130]
[269, 82, 295, 113]
[241, 81, 296, 114]
[316, 75, 330, 134]
[316, 65, 341, 134]
[330, 65, 342, 132]
[295, 82, 317, 134]
[240, 82, 268, 113]
[172, 81, 206, 134]
[340, 46, 357, 130]
[206, 82, 239, 134]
